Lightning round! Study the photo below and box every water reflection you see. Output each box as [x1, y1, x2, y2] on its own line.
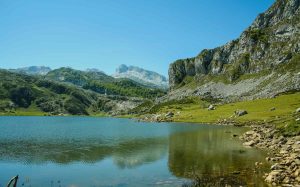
[112, 138, 168, 168]
[0, 137, 168, 168]
[168, 128, 269, 186]
[0, 117, 269, 186]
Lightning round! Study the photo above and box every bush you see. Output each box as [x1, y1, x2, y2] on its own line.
[71, 91, 91, 106]
[10, 87, 36, 108]
[64, 97, 88, 115]
[247, 28, 268, 43]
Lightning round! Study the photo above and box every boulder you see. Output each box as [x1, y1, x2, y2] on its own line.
[265, 170, 282, 183]
[245, 130, 255, 136]
[270, 107, 276, 111]
[271, 163, 281, 170]
[235, 110, 248, 116]
[208, 104, 215, 110]
[243, 140, 256, 146]
[165, 112, 174, 118]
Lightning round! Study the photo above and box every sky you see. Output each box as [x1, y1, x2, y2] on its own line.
[0, 0, 274, 76]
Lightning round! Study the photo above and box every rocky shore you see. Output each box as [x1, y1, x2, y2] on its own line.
[240, 125, 300, 186]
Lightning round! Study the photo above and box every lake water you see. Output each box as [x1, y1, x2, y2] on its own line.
[0, 117, 269, 187]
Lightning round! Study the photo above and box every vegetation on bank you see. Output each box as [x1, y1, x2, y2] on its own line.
[0, 70, 160, 116]
[134, 92, 300, 136]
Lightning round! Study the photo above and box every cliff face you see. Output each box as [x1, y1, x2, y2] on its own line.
[169, 0, 300, 93]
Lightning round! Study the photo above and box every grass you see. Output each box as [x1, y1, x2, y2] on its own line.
[139, 92, 300, 136]
[0, 104, 47, 116]
[0, 103, 109, 117]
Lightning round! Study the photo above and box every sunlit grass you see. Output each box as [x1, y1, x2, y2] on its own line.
[143, 92, 300, 135]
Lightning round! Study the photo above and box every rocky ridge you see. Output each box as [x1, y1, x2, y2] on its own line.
[167, 0, 300, 101]
[9, 66, 52, 75]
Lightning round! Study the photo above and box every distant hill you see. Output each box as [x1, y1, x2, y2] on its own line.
[113, 64, 168, 89]
[46, 67, 114, 86]
[45, 67, 166, 99]
[9, 66, 51, 75]
[0, 69, 144, 116]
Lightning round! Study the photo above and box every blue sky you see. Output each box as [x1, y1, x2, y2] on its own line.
[0, 0, 274, 76]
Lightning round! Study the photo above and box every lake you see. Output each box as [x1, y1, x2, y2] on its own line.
[0, 117, 269, 187]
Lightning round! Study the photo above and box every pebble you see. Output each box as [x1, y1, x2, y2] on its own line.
[241, 125, 300, 186]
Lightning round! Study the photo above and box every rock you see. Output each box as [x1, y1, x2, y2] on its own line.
[208, 104, 215, 110]
[296, 118, 300, 122]
[271, 163, 281, 170]
[243, 140, 256, 147]
[232, 134, 238, 138]
[165, 112, 174, 118]
[282, 177, 290, 184]
[294, 159, 300, 165]
[232, 171, 240, 175]
[245, 130, 255, 136]
[294, 169, 300, 177]
[265, 170, 282, 183]
[296, 108, 300, 113]
[235, 110, 248, 116]
[270, 107, 276, 111]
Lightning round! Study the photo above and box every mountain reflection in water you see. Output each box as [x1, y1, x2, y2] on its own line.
[0, 117, 269, 186]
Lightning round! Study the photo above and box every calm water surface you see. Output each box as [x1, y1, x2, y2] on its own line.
[0, 117, 269, 187]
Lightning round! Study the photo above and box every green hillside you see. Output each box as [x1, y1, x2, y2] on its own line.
[45, 67, 166, 98]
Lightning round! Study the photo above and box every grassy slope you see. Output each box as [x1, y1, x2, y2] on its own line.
[138, 92, 300, 136]
[173, 93, 299, 123]
[0, 105, 109, 117]
[0, 104, 46, 116]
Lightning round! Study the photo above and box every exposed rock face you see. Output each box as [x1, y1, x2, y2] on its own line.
[168, 0, 300, 98]
[10, 66, 51, 75]
[114, 64, 168, 89]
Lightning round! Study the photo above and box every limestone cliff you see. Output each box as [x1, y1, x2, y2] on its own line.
[168, 0, 300, 99]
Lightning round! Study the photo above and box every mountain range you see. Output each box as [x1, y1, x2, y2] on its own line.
[9, 66, 51, 75]
[0, 66, 167, 116]
[113, 64, 168, 89]
[1, 0, 299, 118]
[8, 65, 168, 89]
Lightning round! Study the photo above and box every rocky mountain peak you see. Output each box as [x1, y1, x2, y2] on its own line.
[251, 0, 300, 29]
[113, 64, 168, 89]
[9, 66, 52, 75]
[116, 64, 129, 73]
[168, 0, 300, 99]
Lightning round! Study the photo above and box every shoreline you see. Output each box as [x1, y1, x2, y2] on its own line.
[240, 124, 300, 186]
[138, 114, 300, 186]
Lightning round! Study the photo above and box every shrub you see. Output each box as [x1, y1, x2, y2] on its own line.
[10, 87, 36, 108]
[64, 98, 88, 115]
